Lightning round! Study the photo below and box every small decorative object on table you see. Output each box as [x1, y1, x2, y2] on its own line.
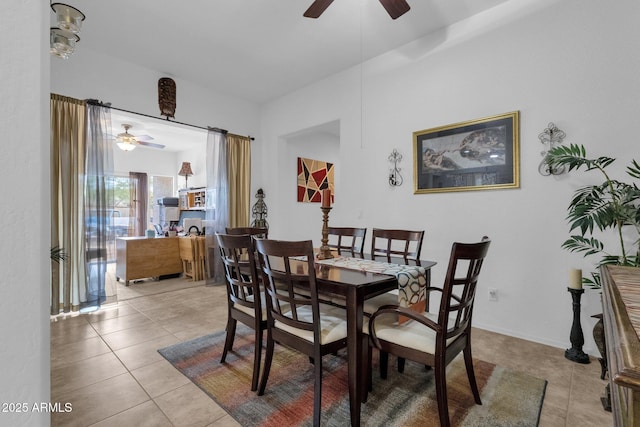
[317, 188, 334, 260]
[565, 268, 590, 364]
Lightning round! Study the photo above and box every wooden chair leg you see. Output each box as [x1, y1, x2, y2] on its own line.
[380, 350, 389, 379]
[434, 362, 450, 427]
[220, 317, 237, 363]
[464, 346, 482, 404]
[257, 331, 275, 396]
[313, 353, 323, 427]
[397, 357, 405, 373]
[251, 328, 263, 392]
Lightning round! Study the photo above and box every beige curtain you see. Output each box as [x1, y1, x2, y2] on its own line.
[227, 134, 251, 228]
[51, 94, 86, 313]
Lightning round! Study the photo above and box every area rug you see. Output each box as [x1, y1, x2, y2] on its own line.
[159, 326, 546, 426]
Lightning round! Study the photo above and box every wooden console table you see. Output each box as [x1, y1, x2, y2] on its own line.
[116, 236, 183, 285]
[601, 265, 640, 426]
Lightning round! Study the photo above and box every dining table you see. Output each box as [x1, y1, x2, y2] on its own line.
[299, 254, 437, 427]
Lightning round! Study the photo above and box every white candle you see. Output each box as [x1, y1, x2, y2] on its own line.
[569, 268, 583, 289]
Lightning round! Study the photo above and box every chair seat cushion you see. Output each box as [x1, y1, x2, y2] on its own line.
[234, 292, 267, 318]
[275, 304, 347, 345]
[364, 311, 458, 354]
[362, 290, 399, 315]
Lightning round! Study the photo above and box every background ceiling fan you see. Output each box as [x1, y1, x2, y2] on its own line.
[304, 0, 410, 19]
[114, 124, 165, 151]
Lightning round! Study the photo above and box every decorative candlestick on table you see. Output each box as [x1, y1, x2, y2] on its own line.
[317, 188, 334, 260]
[565, 268, 590, 364]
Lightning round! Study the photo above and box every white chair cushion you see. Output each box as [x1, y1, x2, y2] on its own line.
[274, 304, 347, 345]
[235, 292, 292, 319]
[364, 311, 458, 354]
[362, 290, 399, 315]
[234, 292, 267, 318]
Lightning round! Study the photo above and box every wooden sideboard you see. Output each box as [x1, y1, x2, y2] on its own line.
[116, 236, 183, 285]
[601, 265, 640, 426]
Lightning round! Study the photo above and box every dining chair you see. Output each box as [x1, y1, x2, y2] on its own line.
[365, 236, 491, 427]
[363, 228, 425, 315]
[327, 226, 366, 257]
[370, 228, 424, 265]
[255, 238, 348, 427]
[225, 226, 269, 239]
[216, 233, 266, 392]
[365, 228, 426, 374]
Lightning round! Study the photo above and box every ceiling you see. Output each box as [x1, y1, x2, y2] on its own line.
[63, 0, 512, 151]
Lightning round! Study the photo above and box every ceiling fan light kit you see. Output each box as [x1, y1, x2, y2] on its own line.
[304, 0, 410, 20]
[50, 2, 85, 59]
[114, 123, 165, 151]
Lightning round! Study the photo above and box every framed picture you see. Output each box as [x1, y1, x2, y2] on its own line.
[413, 111, 520, 194]
[297, 157, 334, 203]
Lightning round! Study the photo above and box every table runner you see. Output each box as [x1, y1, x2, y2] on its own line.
[316, 256, 427, 312]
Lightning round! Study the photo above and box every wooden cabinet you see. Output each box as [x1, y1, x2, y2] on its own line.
[601, 265, 640, 426]
[179, 188, 206, 210]
[116, 236, 183, 285]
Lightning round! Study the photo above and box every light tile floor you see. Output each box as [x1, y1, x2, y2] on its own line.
[50, 269, 612, 426]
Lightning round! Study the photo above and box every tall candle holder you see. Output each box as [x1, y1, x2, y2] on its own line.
[317, 206, 334, 260]
[565, 287, 590, 364]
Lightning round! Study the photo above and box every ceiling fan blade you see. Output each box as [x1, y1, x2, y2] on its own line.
[134, 134, 154, 142]
[379, 0, 410, 19]
[136, 140, 165, 149]
[304, 0, 334, 18]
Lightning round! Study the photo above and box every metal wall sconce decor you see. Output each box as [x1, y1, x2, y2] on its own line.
[388, 149, 403, 187]
[538, 122, 567, 176]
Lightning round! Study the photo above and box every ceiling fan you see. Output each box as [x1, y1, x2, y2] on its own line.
[304, 0, 410, 20]
[114, 124, 165, 151]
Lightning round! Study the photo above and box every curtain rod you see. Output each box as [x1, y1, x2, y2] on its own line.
[85, 99, 254, 141]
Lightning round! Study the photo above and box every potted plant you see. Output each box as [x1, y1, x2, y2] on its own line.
[546, 143, 640, 288]
[547, 144, 640, 387]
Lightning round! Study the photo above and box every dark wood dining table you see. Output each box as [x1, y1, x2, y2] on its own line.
[307, 255, 437, 426]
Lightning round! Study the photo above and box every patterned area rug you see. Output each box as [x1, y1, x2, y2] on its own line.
[159, 326, 546, 426]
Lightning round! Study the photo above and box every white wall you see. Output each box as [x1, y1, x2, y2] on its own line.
[278, 126, 341, 237]
[259, 0, 640, 353]
[1, 1, 50, 425]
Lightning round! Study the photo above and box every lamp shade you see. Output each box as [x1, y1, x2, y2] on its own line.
[50, 27, 80, 59]
[116, 141, 136, 151]
[51, 3, 86, 34]
[178, 162, 193, 177]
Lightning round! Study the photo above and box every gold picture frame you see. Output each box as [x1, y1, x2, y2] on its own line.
[413, 111, 520, 194]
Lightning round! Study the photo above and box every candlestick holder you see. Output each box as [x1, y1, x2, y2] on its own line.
[317, 206, 334, 260]
[565, 287, 590, 364]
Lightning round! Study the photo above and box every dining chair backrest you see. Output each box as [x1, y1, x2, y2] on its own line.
[216, 233, 262, 317]
[370, 228, 424, 265]
[255, 238, 348, 426]
[216, 232, 265, 392]
[226, 226, 269, 239]
[255, 239, 319, 335]
[438, 236, 491, 340]
[327, 227, 367, 257]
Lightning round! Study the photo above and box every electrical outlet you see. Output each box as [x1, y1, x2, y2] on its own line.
[488, 287, 498, 301]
